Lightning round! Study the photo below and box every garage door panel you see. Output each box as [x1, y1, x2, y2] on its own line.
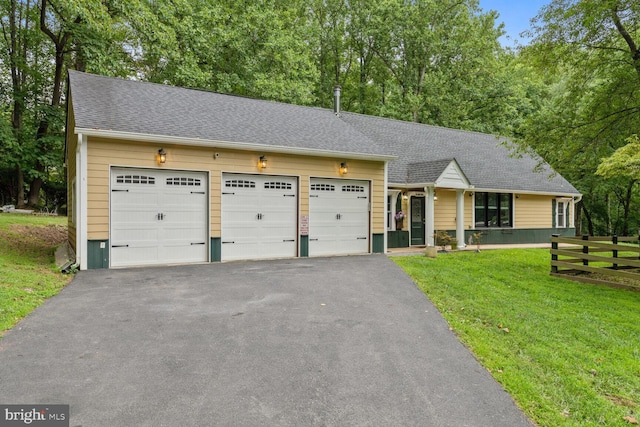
[221, 173, 298, 261]
[111, 245, 159, 267]
[309, 179, 369, 257]
[111, 226, 158, 243]
[110, 168, 208, 268]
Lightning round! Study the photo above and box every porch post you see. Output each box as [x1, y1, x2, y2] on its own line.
[425, 186, 435, 246]
[456, 190, 466, 248]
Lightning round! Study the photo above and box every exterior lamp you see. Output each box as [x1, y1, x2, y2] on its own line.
[157, 148, 167, 165]
[259, 156, 267, 170]
[340, 162, 348, 175]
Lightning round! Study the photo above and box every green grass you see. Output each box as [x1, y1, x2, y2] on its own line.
[0, 213, 72, 336]
[393, 249, 640, 427]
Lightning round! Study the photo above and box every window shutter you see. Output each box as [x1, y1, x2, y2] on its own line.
[552, 199, 557, 228]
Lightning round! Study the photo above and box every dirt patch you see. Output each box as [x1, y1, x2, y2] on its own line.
[606, 394, 637, 408]
[7, 224, 67, 247]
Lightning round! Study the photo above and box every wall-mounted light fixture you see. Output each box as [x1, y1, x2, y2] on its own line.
[433, 191, 438, 201]
[258, 155, 267, 170]
[340, 162, 348, 176]
[468, 192, 474, 197]
[402, 192, 408, 200]
[157, 148, 167, 165]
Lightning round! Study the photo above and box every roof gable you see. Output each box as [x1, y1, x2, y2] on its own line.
[407, 159, 470, 189]
[339, 112, 580, 195]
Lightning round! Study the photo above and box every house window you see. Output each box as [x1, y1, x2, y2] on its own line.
[475, 192, 512, 228]
[556, 200, 569, 228]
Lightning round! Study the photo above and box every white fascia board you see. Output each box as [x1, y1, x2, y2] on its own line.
[389, 181, 474, 190]
[471, 187, 581, 197]
[74, 128, 397, 162]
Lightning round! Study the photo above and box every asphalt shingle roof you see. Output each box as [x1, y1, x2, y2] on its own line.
[68, 71, 580, 195]
[68, 71, 388, 158]
[339, 112, 580, 195]
[406, 159, 456, 184]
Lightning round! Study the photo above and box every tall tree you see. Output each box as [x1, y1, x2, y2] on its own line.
[516, 0, 640, 235]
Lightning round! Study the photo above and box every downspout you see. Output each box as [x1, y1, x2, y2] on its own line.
[572, 194, 583, 229]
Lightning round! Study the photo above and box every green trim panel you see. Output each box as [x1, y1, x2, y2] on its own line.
[372, 233, 385, 253]
[87, 240, 109, 269]
[387, 231, 410, 248]
[300, 235, 309, 257]
[446, 228, 575, 245]
[211, 237, 221, 262]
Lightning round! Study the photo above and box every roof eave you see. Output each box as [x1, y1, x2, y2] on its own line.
[75, 128, 397, 162]
[388, 182, 580, 197]
[470, 187, 582, 197]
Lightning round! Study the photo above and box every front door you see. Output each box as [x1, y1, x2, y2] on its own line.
[410, 196, 425, 245]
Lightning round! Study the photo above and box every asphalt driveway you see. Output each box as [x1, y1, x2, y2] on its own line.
[0, 255, 533, 426]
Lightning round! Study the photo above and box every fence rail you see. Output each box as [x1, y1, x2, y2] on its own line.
[550, 234, 640, 291]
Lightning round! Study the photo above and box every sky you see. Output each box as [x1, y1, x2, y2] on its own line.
[478, 0, 550, 46]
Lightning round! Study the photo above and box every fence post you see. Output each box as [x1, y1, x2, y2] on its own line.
[551, 234, 559, 273]
[582, 235, 589, 266]
[612, 235, 618, 270]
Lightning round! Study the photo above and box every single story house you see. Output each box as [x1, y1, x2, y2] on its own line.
[65, 71, 580, 269]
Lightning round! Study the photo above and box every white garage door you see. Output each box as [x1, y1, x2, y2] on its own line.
[110, 168, 208, 268]
[309, 178, 370, 256]
[221, 173, 298, 261]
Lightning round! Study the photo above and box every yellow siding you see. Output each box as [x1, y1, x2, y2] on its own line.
[86, 137, 386, 240]
[434, 191, 456, 230]
[66, 100, 77, 250]
[514, 194, 553, 228]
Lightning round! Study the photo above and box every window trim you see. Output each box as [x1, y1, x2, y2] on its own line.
[556, 198, 570, 229]
[474, 192, 513, 228]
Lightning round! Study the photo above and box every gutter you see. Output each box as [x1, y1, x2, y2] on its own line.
[74, 128, 398, 162]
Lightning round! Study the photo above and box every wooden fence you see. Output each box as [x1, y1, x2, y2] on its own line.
[550, 234, 640, 291]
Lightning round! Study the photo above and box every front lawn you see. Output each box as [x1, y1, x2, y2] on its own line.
[393, 249, 640, 427]
[0, 213, 72, 336]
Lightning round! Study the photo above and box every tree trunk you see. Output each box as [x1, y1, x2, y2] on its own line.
[15, 166, 25, 208]
[620, 179, 636, 236]
[574, 200, 582, 236]
[582, 202, 595, 236]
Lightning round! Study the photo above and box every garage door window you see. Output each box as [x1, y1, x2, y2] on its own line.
[264, 182, 292, 190]
[342, 185, 365, 193]
[226, 179, 255, 188]
[116, 174, 155, 184]
[166, 177, 201, 186]
[311, 183, 335, 191]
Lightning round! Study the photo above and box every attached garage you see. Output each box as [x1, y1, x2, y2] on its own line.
[67, 71, 393, 270]
[221, 173, 298, 261]
[309, 178, 370, 257]
[110, 167, 208, 268]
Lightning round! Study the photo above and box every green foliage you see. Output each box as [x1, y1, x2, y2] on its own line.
[514, 0, 640, 236]
[395, 249, 640, 427]
[597, 135, 640, 180]
[0, 214, 71, 336]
